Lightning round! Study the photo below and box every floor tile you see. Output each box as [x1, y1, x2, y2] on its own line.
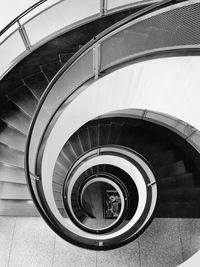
[97, 240, 140, 267]
[179, 218, 200, 262]
[9, 217, 55, 267]
[53, 235, 96, 267]
[0, 217, 16, 267]
[139, 218, 183, 267]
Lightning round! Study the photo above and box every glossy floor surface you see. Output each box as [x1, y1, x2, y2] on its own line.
[0, 217, 199, 267]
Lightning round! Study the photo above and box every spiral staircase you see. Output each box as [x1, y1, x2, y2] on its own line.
[53, 118, 200, 220]
[0, 3, 143, 218]
[0, 0, 200, 260]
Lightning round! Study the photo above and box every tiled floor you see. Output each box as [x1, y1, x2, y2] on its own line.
[0, 217, 199, 267]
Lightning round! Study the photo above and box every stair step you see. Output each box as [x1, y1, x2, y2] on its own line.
[118, 124, 136, 147]
[151, 150, 176, 168]
[53, 173, 65, 186]
[158, 173, 194, 190]
[109, 122, 123, 145]
[73, 205, 82, 213]
[60, 52, 75, 65]
[0, 102, 30, 134]
[41, 61, 62, 82]
[160, 188, 200, 202]
[77, 213, 86, 222]
[0, 182, 31, 199]
[57, 151, 72, 170]
[0, 200, 39, 216]
[54, 161, 69, 177]
[53, 182, 62, 192]
[62, 142, 77, 163]
[131, 130, 167, 157]
[77, 127, 91, 152]
[155, 160, 186, 178]
[74, 209, 86, 222]
[53, 191, 62, 201]
[138, 141, 167, 160]
[55, 200, 65, 209]
[71, 198, 78, 205]
[7, 85, 38, 117]
[99, 123, 110, 146]
[88, 125, 98, 148]
[0, 143, 24, 168]
[0, 164, 26, 184]
[58, 208, 67, 218]
[0, 124, 26, 151]
[24, 72, 48, 100]
[69, 133, 84, 158]
[156, 201, 200, 218]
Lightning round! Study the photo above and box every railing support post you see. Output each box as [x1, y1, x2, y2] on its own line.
[17, 21, 32, 51]
[93, 43, 101, 79]
[100, 0, 108, 16]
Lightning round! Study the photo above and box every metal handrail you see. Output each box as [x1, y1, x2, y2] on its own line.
[0, 0, 159, 80]
[0, 0, 47, 36]
[29, 0, 174, 127]
[25, 0, 176, 250]
[26, 0, 175, 181]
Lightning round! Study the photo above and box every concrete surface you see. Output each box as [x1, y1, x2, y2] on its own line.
[0, 217, 199, 267]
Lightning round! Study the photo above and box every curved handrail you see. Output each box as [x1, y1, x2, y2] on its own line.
[0, 0, 160, 80]
[25, 0, 177, 249]
[0, 0, 47, 36]
[27, 0, 174, 143]
[43, 0, 174, 100]
[26, 0, 176, 183]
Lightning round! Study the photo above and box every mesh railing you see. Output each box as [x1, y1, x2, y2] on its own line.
[0, 0, 154, 79]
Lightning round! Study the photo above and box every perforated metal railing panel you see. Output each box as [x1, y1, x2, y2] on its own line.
[101, 1, 200, 70]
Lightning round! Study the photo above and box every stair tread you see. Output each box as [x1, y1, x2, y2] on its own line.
[160, 187, 200, 202]
[156, 201, 200, 218]
[62, 142, 77, 163]
[41, 60, 62, 82]
[0, 199, 39, 216]
[0, 143, 24, 168]
[0, 124, 26, 152]
[58, 207, 67, 217]
[60, 52, 76, 65]
[155, 160, 186, 178]
[151, 149, 176, 168]
[53, 182, 62, 193]
[77, 127, 91, 152]
[108, 122, 123, 145]
[54, 161, 70, 177]
[55, 200, 65, 209]
[0, 182, 31, 200]
[0, 102, 30, 135]
[0, 164, 26, 184]
[7, 85, 38, 117]
[24, 72, 48, 100]
[158, 172, 194, 189]
[88, 125, 98, 148]
[69, 133, 84, 158]
[53, 190, 62, 201]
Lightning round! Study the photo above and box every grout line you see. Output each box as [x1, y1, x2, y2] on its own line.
[7, 217, 17, 267]
[177, 218, 185, 263]
[137, 238, 142, 267]
[52, 234, 57, 267]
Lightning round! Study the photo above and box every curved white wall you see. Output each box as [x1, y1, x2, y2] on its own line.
[42, 55, 200, 264]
